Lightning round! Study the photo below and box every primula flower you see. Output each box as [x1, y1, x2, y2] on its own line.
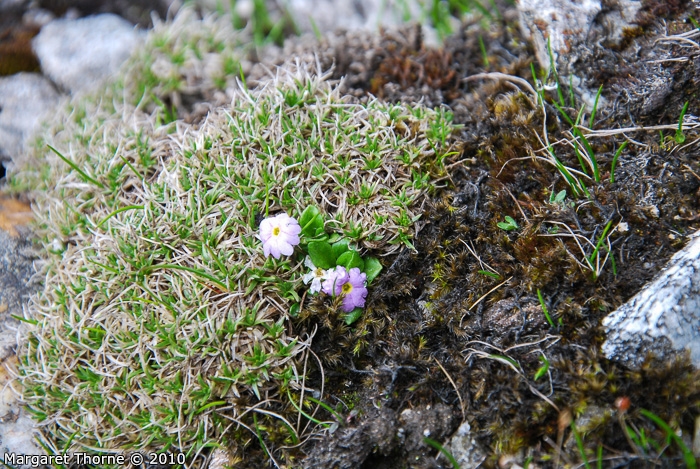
[339, 268, 368, 312]
[302, 257, 328, 294]
[257, 213, 301, 259]
[321, 266, 349, 296]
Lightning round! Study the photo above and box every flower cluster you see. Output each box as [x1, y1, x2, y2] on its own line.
[257, 209, 381, 321]
[303, 260, 368, 312]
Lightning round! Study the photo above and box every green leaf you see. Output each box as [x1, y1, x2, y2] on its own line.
[363, 257, 382, 284]
[307, 241, 334, 269]
[289, 303, 300, 317]
[534, 355, 550, 381]
[344, 308, 363, 325]
[497, 216, 518, 231]
[331, 239, 350, 261]
[299, 206, 324, 238]
[336, 250, 364, 271]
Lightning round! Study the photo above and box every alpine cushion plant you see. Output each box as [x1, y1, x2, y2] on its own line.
[14, 54, 458, 466]
[257, 212, 301, 259]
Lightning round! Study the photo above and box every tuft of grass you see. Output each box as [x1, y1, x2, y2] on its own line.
[676, 101, 690, 144]
[640, 409, 697, 469]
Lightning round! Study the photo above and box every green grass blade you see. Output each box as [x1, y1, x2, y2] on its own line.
[640, 409, 697, 469]
[569, 75, 576, 107]
[306, 396, 344, 422]
[95, 205, 144, 229]
[588, 221, 613, 265]
[287, 391, 331, 428]
[537, 289, 555, 327]
[589, 85, 604, 127]
[610, 141, 628, 183]
[547, 38, 565, 107]
[48, 144, 104, 188]
[553, 101, 575, 127]
[423, 437, 460, 469]
[478, 35, 489, 68]
[571, 422, 591, 469]
[676, 101, 690, 144]
[575, 129, 599, 182]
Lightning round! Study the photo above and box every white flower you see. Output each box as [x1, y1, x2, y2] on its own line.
[302, 257, 328, 294]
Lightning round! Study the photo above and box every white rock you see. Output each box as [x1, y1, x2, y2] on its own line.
[517, 0, 642, 72]
[602, 231, 700, 368]
[286, 0, 441, 46]
[445, 421, 487, 469]
[0, 73, 59, 160]
[32, 13, 144, 94]
[0, 411, 43, 458]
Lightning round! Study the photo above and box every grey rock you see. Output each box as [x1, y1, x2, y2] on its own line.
[267, 0, 442, 47]
[0, 229, 38, 322]
[32, 13, 143, 94]
[516, 0, 642, 111]
[0, 229, 42, 462]
[602, 231, 700, 368]
[303, 407, 398, 468]
[398, 403, 456, 453]
[445, 421, 487, 469]
[517, 0, 642, 72]
[0, 411, 44, 465]
[0, 73, 59, 160]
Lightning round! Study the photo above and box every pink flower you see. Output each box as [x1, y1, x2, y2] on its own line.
[258, 213, 301, 259]
[321, 266, 349, 296]
[339, 268, 368, 312]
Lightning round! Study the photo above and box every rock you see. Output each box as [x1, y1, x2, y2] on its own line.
[303, 407, 398, 468]
[0, 73, 58, 160]
[444, 421, 487, 469]
[398, 403, 456, 454]
[517, 0, 642, 73]
[0, 226, 41, 463]
[286, 0, 406, 32]
[602, 231, 700, 368]
[516, 0, 644, 110]
[0, 411, 43, 463]
[0, 228, 38, 323]
[32, 13, 143, 94]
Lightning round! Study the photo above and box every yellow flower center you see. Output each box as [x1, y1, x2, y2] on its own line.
[272, 227, 280, 236]
[341, 283, 353, 294]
